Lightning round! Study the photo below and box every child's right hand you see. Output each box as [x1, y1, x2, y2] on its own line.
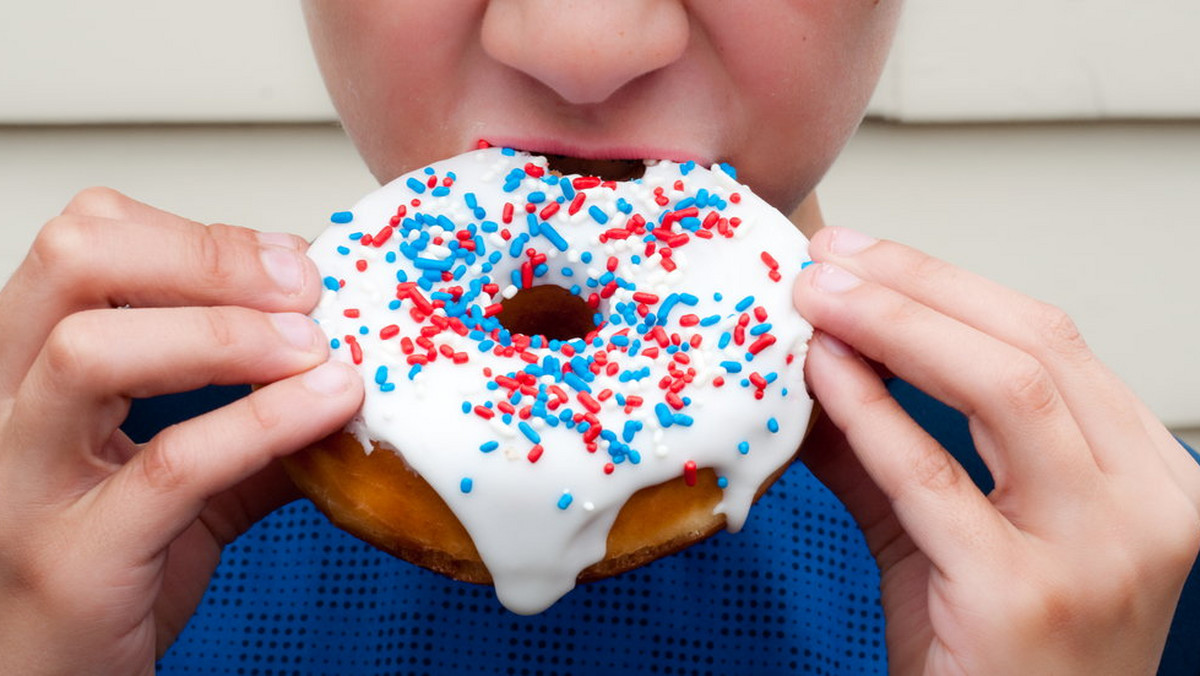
[0, 188, 363, 675]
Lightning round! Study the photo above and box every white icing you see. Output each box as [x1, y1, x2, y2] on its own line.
[307, 148, 814, 614]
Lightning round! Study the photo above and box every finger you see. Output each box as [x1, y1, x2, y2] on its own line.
[794, 262, 1095, 494]
[9, 307, 329, 489]
[88, 360, 362, 561]
[0, 189, 317, 393]
[805, 330, 1012, 570]
[809, 227, 1160, 476]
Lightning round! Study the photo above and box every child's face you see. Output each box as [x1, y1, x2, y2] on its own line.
[304, 1, 901, 214]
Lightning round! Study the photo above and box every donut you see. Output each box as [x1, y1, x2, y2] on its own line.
[287, 147, 815, 614]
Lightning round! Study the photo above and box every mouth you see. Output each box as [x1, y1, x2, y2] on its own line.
[540, 154, 647, 182]
[477, 138, 706, 183]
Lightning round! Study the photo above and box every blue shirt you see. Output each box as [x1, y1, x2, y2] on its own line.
[129, 381, 1198, 675]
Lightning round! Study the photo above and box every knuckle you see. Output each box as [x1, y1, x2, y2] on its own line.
[191, 223, 246, 288]
[40, 312, 110, 384]
[244, 389, 283, 433]
[998, 355, 1060, 417]
[906, 446, 963, 495]
[29, 215, 95, 285]
[1029, 302, 1091, 360]
[197, 306, 242, 351]
[61, 186, 133, 219]
[139, 430, 194, 494]
[901, 246, 955, 286]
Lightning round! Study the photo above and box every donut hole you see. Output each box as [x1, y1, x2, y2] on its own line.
[494, 285, 598, 342]
[543, 154, 647, 182]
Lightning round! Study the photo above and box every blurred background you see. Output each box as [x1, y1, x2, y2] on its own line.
[1, 1, 1197, 442]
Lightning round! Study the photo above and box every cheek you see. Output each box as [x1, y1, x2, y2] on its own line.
[710, 1, 901, 210]
[306, 1, 487, 182]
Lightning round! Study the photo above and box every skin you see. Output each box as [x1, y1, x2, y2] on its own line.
[1, 1, 1198, 674]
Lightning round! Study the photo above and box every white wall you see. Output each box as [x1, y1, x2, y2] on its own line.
[1, 3, 1197, 428]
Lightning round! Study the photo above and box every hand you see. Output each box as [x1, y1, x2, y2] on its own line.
[794, 226, 1200, 674]
[0, 188, 363, 675]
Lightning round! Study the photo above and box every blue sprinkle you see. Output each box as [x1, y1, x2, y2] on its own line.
[336, 245, 350, 255]
[431, 186, 450, 197]
[672, 413, 694, 427]
[679, 160, 696, 175]
[501, 147, 516, 156]
[379, 383, 395, 393]
[330, 338, 341, 349]
[622, 420, 643, 443]
[738, 441, 750, 455]
[767, 417, 780, 433]
[527, 191, 546, 203]
[717, 476, 729, 489]
[750, 323, 773, 336]
[563, 372, 592, 393]
[374, 366, 389, 385]
[479, 440, 500, 453]
[720, 361, 743, 373]
[735, 295, 755, 312]
[700, 314, 721, 327]
[557, 492, 573, 510]
[588, 205, 609, 224]
[330, 211, 354, 224]
[718, 332, 732, 349]
[405, 177, 427, 194]
[654, 403, 674, 428]
[460, 477, 473, 494]
[540, 222, 569, 251]
[518, 421, 541, 444]
[322, 276, 340, 291]
[801, 260, 816, 270]
[718, 162, 738, 179]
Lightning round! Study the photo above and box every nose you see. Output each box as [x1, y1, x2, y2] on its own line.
[481, 0, 690, 105]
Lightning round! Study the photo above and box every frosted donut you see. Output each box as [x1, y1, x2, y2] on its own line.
[288, 147, 815, 614]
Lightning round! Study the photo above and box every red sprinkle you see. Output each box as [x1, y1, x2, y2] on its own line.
[527, 445, 544, 463]
[683, 460, 698, 487]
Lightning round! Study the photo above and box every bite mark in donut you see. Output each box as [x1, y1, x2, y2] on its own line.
[291, 148, 815, 614]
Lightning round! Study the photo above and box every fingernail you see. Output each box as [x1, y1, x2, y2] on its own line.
[830, 228, 877, 256]
[816, 331, 854, 357]
[257, 231, 304, 250]
[260, 246, 306, 295]
[271, 312, 320, 351]
[303, 361, 354, 395]
[814, 263, 862, 293]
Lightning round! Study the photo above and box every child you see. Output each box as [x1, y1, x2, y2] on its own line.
[2, 2, 1197, 673]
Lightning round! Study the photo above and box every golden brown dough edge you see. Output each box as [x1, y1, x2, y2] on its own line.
[283, 407, 818, 585]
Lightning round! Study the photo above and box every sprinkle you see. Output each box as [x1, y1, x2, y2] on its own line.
[330, 211, 354, 224]
[460, 477, 473, 494]
[683, 460, 698, 487]
[557, 492, 573, 510]
[767, 417, 779, 433]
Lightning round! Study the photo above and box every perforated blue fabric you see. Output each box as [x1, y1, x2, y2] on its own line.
[157, 460, 885, 675]
[144, 381, 1200, 674]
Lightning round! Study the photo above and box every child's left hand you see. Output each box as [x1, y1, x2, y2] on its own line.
[793, 226, 1200, 674]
